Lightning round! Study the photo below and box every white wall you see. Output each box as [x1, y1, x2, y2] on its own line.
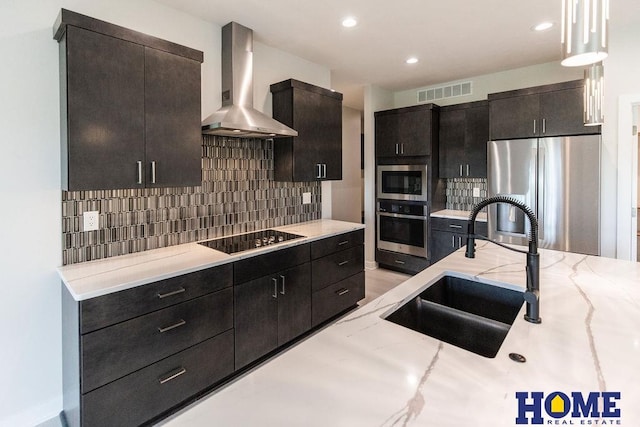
[331, 107, 363, 223]
[363, 86, 394, 268]
[393, 61, 582, 108]
[0, 1, 330, 425]
[605, 6, 640, 260]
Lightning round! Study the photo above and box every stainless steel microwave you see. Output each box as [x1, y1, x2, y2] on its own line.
[376, 164, 428, 202]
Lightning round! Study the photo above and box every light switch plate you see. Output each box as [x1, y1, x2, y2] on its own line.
[302, 192, 312, 204]
[472, 187, 481, 197]
[83, 211, 99, 231]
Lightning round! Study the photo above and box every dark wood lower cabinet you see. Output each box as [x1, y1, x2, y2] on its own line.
[63, 229, 365, 426]
[234, 263, 311, 369]
[82, 330, 234, 427]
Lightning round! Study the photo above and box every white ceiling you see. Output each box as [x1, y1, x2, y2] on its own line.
[155, 0, 638, 110]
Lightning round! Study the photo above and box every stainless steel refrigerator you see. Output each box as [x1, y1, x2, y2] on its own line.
[487, 135, 601, 255]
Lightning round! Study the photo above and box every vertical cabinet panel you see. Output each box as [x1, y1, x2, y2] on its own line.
[144, 48, 202, 188]
[64, 25, 145, 190]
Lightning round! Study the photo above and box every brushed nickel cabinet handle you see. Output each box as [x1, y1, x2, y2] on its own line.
[394, 260, 405, 265]
[338, 240, 349, 246]
[401, 143, 404, 154]
[157, 287, 186, 299]
[452, 236, 455, 247]
[158, 319, 186, 333]
[336, 288, 350, 296]
[151, 161, 157, 184]
[466, 164, 470, 176]
[322, 164, 327, 178]
[280, 275, 286, 295]
[459, 164, 463, 176]
[533, 119, 537, 135]
[136, 161, 143, 184]
[338, 260, 350, 266]
[448, 224, 463, 229]
[542, 118, 546, 134]
[272, 277, 278, 298]
[395, 143, 399, 155]
[159, 367, 187, 385]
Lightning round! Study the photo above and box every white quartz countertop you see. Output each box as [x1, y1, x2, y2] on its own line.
[57, 219, 364, 301]
[158, 243, 640, 427]
[431, 209, 487, 222]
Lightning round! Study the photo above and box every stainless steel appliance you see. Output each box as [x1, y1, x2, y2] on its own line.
[487, 135, 601, 255]
[377, 200, 429, 258]
[377, 164, 428, 201]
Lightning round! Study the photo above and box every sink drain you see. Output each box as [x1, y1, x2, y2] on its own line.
[509, 353, 526, 363]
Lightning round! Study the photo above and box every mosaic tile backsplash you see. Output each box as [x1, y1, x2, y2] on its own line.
[61, 136, 321, 265]
[445, 178, 487, 211]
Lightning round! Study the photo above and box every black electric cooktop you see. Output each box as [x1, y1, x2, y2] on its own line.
[198, 229, 304, 254]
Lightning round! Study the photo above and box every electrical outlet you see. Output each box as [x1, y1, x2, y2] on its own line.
[473, 187, 481, 197]
[83, 211, 99, 231]
[302, 192, 312, 204]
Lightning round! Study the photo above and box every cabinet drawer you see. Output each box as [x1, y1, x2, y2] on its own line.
[431, 217, 487, 235]
[312, 272, 364, 326]
[82, 329, 234, 427]
[234, 244, 310, 285]
[310, 229, 364, 259]
[80, 263, 232, 334]
[81, 288, 233, 393]
[376, 249, 429, 274]
[311, 245, 364, 292]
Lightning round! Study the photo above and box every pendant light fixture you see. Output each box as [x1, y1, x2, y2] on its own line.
[561, 0, 609, 66]
[584, 62, 604, 125]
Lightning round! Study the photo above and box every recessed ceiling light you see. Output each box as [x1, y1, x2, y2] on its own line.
[342, 17, 357, 28]
[406, 57, 418, 64]
[532, 21, 554, 31]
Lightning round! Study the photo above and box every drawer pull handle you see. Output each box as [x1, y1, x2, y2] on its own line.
[280, 275, 286, 295]
[336, 288, 350, 296]
[159, 367, 187, 385]
[338, 240, 349, 246]
[449, 224, 463, 229]
[338, 260, 350, 266]
[157, 287, 186, 299]
[158, 319, 186, 333]
[272, 277, 278, 298]
[394, 260, 405, 265]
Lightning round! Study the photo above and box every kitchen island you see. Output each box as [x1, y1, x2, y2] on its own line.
[158, 241, 640, 427]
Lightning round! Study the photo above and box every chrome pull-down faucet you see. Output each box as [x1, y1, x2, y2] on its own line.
[465, 196, 541, 324]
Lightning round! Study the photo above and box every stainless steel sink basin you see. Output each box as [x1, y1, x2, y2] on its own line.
[384, 274, 524, 358]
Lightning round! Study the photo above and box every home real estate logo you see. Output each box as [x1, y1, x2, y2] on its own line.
[515, 391, 622, 425]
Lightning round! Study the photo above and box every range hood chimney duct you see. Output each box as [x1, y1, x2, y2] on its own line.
[202, 22, 297, 138]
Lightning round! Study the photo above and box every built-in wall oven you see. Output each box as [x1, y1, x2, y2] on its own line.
[376, 199, 429, 258]
[377, 164, 428, 201]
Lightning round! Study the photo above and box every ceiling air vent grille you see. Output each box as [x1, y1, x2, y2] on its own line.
[417, 81, 472, 103]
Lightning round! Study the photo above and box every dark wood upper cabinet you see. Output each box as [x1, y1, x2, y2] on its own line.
[439, 100, 488, 178]
[489, 80, 600, 140]
[270, 79, 343, 181]
[54, 9, 204, 190]
[375, 104, 438, 159]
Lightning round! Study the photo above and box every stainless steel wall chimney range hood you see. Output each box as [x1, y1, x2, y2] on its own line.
[202, 22, 298, 138]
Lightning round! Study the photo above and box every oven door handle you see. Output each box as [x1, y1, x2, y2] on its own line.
[377, 212, 429, 220]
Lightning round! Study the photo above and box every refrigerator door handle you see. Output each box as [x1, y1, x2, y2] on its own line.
[537, 142, 545, 242]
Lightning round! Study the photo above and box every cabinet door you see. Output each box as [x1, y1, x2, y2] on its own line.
[277, 263, 311, 345]
[398, 109, 432, 156]
[144, 47, 202, 188]
[65, 26, 145, 190]
[489, 94, 539, 140]
[465, 104, 489, 178]
[292, 90, 342, 181]
[431, 231, 466, 264]
[234, 275, 278, 369]
[439, 108, 466, 178]
[375, 113, 399, 157]
[539, 87, 598, 136]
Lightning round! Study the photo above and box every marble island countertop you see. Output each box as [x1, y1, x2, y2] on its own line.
[159, 242, 640, 427]
[57, 219, 364, 301]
